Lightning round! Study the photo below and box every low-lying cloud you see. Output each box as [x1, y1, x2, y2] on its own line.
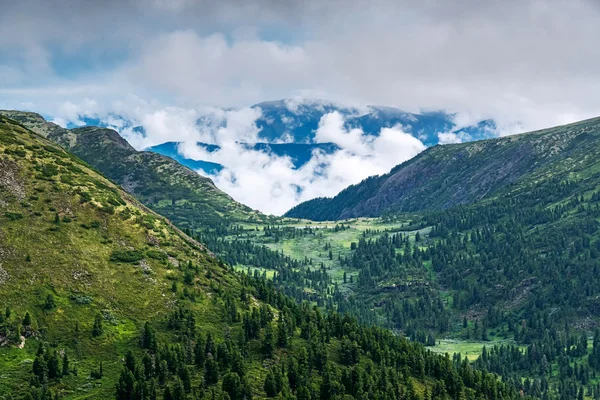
[198, 110, 425, 215]
[83, 102, 426, 215]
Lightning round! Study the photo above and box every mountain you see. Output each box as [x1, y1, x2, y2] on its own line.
[0, 115, 522, 399]
[202, 114, 600, 398]
[251, 100, 495, 145]
[0, 111, 263, 227]
[145, 100, 495, 174]
[53, 100, 494, 146]
[145, 142, 224, 174]
[48, 100, 495, 182]
[285, 116, 600, 220]
[146, 141, 340, 173]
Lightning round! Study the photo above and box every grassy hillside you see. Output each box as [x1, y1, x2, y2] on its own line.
[285, 116, 600, 220]
[0, 111, 264, 228]
[0, 117, 524, 399]
[0, 116, 235, 398]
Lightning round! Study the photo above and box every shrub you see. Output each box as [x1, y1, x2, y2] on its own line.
[146, 249, 167, 261]
[4, 212, 23, 221]
[110, 249, 144, 263]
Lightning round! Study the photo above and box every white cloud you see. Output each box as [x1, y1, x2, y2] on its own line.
[172, 110, 425, 215]
[437, 132, 463, 145]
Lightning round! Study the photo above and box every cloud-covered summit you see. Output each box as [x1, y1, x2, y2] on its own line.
[44, 98, 493, 214]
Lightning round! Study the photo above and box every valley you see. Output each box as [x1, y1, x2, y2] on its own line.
[3, 111, 600, 399]
[3, 2, 598, 399]
[0, 115, 522, 399]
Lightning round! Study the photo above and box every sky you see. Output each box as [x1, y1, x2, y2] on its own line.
[2, 0, 600, 214]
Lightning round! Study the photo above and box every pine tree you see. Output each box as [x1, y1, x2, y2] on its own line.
[264, 370, 278, 397]
[47, 351, 61, 379]
[277, 313, 288, 348]
[142, 322, 157, 351]
[222, 372, 243, 400]
[263, 323, 274, 358]
[204, 355, 219, 386]
[62, 352, 69, 376]
[23, 312, 32, 326]
[91, 314, 103, 337]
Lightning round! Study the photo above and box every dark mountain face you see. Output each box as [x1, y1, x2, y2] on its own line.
[285, 116, 600, 220]
[251, 99, 494, 145]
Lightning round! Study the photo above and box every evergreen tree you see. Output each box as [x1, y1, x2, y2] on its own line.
[222, 372, 243, 400]
[262, 323, 274, 358]
[204, 355, 219, 386]
[92, 314, 103, 337]
[62, 352, 69, 376]
[264, 370, 278, 397]
[23, 312, 32, 326]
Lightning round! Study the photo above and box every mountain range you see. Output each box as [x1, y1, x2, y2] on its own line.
[0, 111, 521, 399]
[56, 99, 495, 176]
[5, 107, 600, 399]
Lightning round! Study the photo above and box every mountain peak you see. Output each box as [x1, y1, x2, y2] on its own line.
[71, 126, 136, 152]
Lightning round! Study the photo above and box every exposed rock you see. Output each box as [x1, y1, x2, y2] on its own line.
[139, 259, 152, 274]
[0, 265, 9, 285]
[168, 256, 180, 268]
[0, 157, 25, 200]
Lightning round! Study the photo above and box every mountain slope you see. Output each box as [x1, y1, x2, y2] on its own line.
[0, 111, 263, 227]
[285, 116, 600, 220]
[0, 116, 523, 399]
[0, 115, 238, 397]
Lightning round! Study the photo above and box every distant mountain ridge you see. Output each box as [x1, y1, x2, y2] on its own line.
[52, 99, 495, 177]
[285, 116, 600, 220]
[146, 141, 340, 173]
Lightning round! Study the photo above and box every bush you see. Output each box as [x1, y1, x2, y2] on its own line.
[146, 249, 167, 261]
[110, 249, 144, 263]
[69, 294, 93, 305]
[4, 212, 23, 221]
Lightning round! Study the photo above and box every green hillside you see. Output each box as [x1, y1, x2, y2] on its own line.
[285, 116, 600, 220]
[192, 116, 600, 399]
[0, 111, 264, 228]
[0, 117, 524, 399]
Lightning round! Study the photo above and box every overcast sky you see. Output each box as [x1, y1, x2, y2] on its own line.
[2, 0, 600, 214]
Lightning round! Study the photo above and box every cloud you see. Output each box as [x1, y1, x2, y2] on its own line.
[75, 102, 425, 215]
[161, 108, 425, 215]
[437, 132, 463, 145]
[3, 0, 600, 133]
[3, 0, 600, 213]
